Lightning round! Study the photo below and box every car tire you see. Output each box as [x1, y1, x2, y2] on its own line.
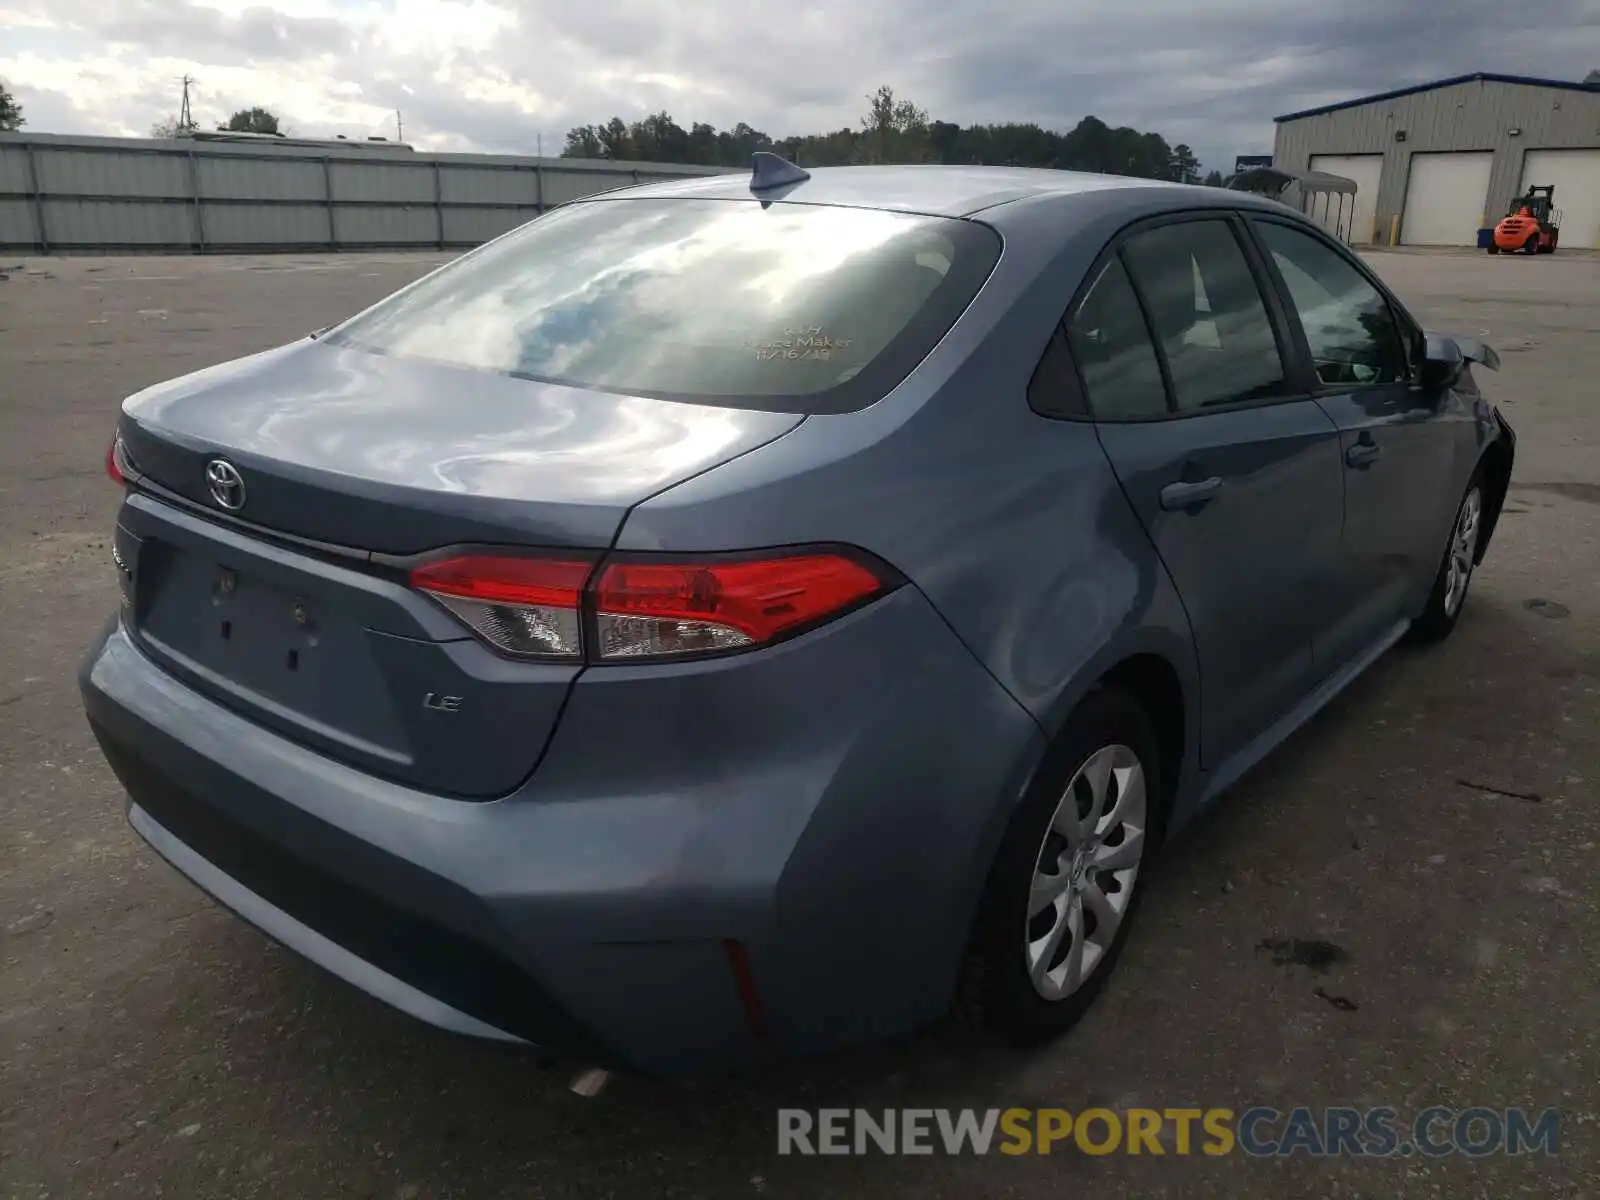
[1408, 471, 1485, 644]
[957, 686, 1164, 1045]
[1487, 244, 1500, 255]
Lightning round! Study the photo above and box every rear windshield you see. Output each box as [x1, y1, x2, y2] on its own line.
[326, 197, 1001, 413]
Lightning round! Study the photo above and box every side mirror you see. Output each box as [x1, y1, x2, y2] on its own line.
[1418, 334, 1465, 391]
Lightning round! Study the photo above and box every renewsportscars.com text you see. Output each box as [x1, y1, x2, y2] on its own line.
[776, 1106, 1560, 1158]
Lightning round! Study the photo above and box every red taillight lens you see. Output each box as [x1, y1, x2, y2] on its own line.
[592, 552, 889, 661]
[409, 547, 895, 663]
[409, 554, 593, 660]
[106, 435, 127, 486]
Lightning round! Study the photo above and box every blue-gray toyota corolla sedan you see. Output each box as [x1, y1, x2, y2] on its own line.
[81, 158, 1515, 1076]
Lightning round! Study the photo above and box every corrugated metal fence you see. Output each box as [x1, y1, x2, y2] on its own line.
[0, 133, 732, 255]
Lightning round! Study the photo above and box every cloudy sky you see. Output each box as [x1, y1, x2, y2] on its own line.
[3, 0, 1600, 171]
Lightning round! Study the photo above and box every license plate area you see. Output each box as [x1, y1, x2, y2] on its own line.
[135, 541, 407, 760]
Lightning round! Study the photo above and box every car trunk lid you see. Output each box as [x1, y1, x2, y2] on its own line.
[113, 339, 802, 797]
[118, 338, 802, 552]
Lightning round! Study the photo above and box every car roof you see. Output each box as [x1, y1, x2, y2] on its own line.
[604, 164, 1203, 219]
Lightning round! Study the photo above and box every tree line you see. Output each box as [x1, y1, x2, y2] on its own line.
[150, 107, 284, 138]
[1, 73, 1235, 188]
[0, 82, 280, 139]
[0, 78, 24, 132]
[563, 86, 1226, 186]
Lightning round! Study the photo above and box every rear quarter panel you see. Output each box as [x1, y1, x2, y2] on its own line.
[617, 190, 1205, 804]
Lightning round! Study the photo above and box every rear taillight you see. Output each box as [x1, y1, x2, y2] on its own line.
[106, 434, 128, 486]
[409, 555, 593, 660]
[592, 554, 887, 660]
[409, 548, 895, 663]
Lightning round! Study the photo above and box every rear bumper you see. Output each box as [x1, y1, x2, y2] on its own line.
[127, 801, 524, 1045]
[82, 587, 1044, 1075]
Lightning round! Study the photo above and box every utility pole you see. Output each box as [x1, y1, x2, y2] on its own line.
[178, 75, 197, 134]
[396, 109, 404, 142]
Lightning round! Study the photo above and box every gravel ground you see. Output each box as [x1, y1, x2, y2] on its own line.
[1, 249, 1596, 1199]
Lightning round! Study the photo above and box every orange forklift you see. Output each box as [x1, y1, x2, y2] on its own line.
[1489, 185, 1560, 254]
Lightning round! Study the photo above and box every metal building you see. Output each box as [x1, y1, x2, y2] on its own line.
[0, 132, 730, 255]
[1272, 72, 1600, 249]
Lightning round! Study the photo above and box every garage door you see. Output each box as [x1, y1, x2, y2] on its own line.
[1309, 154, 1382, 244]
[1401, 152, 1493, 246]
[1520, 149, 1600, 251]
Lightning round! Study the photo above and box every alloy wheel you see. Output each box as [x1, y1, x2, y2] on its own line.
[1025, 744, 1148, 1001]
[1443, 486, 1482, 618]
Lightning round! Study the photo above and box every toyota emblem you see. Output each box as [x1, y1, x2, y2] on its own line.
[205, 459, 246, 511]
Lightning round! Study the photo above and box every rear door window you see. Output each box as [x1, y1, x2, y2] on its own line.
[1120, 220, 1287, 412]
[326, 198, 1001, 414]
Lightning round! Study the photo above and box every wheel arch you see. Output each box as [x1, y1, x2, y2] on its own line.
[1024, 644, 1194, 847]
[1475, 427, 1515, 564]
[952, 652, 1189, 1034]
[1097, 653, 1186, 827]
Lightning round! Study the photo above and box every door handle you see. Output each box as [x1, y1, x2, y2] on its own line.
[1159, 477, 1223, 511]
[1345, 439, 1381, 469]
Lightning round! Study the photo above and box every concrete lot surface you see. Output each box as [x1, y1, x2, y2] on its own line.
[1, 249, 1596, 1198]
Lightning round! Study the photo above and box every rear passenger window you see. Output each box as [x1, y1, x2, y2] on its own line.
[1066, 258, 1168, 420]
[1121, 220, 1286, 411]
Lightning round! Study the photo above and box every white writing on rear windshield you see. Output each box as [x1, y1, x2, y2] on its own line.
[748, 326, 855, 362]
